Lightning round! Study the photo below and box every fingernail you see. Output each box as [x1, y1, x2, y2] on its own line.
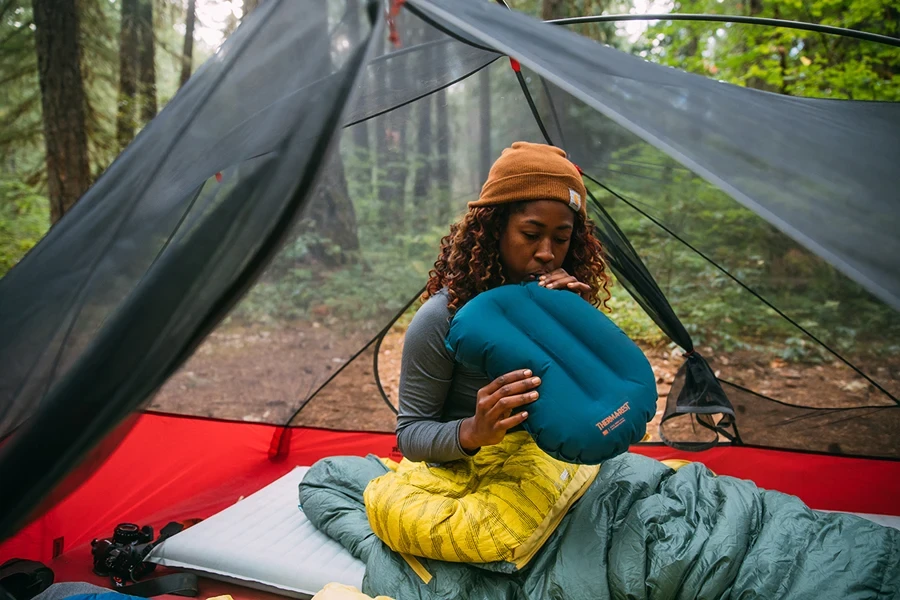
[529, 391, 538, 399]
[521, 412, 529, 419]
[531, 377, 541, 385]
[523, 369, 532, 377]
[568, 282, 576, 287]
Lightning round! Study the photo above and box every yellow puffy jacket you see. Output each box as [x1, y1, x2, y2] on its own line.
[363, 431, 600, 571]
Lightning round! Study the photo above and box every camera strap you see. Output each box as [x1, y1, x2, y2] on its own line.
[0, 558, 53, 600]
[0, 560, 54, 600]
[118, 573, 199, 598]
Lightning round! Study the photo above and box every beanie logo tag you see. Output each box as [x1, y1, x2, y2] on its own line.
[568, 188, 582, 212]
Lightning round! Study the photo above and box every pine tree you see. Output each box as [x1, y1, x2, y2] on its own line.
[31, 0, 91, 223]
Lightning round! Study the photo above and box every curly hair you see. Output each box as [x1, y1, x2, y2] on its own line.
[423, 202, 612, 312]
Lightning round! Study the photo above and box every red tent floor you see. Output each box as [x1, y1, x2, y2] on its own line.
[2, 413, 899, 598]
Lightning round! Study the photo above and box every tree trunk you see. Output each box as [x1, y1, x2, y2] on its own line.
[117, 0, 139, 150]
[377, 109, 408, 227]
[434, 86, 451, 224]
[541, 0, 564, 20]
[773, 6, 789, 95]
[539, 0, 569, 147]
[412, 95, 432, 228]
[429, 24, 452, 224]
[302, 1, 360, 265]
[305, 163, 361, 265]
[376, 39, 409, 228]
[374, 39, 389, 226]
[478, 67, 491, 184]
[744, 0, 771, 91]
[387, 97, 408, 225]
[137, 0, 156, 123]
[347, 2, 370, 153]
[32, 0, 91, 224]
[345, 0, 370, 196]
[180, 0, 196, 87]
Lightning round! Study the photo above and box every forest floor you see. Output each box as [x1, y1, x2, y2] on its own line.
[150, 319, 899, 442]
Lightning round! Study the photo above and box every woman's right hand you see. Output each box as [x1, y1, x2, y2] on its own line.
[459, 369, 541, 451]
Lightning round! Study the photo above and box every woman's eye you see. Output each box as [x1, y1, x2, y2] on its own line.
[555, 238, 570, 244]
[522, 232, 539, 240]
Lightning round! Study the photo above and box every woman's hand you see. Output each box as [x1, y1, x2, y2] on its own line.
[539, 268, 592, 301]
[459, 369, 541, 451]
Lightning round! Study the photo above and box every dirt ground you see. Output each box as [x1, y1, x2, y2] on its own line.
[150, 318, 899, 444]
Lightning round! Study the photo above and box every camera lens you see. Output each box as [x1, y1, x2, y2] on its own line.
[113, 523, 142, 544]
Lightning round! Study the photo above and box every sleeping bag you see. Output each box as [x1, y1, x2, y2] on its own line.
[445, 282, 656, 464]
[299, 452, 900, 600]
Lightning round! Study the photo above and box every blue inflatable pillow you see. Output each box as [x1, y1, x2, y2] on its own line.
[445, 282, 656, 464]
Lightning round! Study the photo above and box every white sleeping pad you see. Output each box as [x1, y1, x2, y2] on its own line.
[819, 510, 900, 530]
[146, 467, 364, 599]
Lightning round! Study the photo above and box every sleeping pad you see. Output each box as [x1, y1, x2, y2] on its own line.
[298, 452, 900, 600]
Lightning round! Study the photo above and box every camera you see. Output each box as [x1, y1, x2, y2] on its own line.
[90, 523, 158, 586]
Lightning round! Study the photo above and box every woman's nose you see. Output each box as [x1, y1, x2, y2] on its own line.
[535, 240, 554, 263]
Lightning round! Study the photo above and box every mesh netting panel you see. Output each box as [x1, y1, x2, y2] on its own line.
[0, 0, 377, 439]
[345, 11, 498, 126]
[288, 341, 397, 433]
[410, 0, 900, 311]
[0, 0, 384, 538]
[150, 54, 545, 425]
[509, 54, 899, 411]
[659, 354, 737, 450]
[535, 73, 898, 454]
[722, 382, 900, 458]
[146, 2, 898, 451]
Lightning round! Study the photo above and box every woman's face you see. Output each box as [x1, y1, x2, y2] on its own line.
[499, 200, 575, 283]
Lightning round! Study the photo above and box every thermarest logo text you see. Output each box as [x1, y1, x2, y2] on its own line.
[596, 402, 630, 436]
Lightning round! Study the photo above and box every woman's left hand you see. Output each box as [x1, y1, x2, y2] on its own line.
[538, 268, 592, 302]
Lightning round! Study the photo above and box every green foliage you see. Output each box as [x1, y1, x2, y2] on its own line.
[575, 0, 900, 360]
[230, 139, 449, 331]
[0, 0, 222, 274]
[606, 282, 670, 346]
[80, 0, 121, 175]
[585, 144, 900, 360]
[0, 3, 43, 180]
[232, 221, 443, 331]
[642, 0, 900, 100]
[0, 178, 47, 276]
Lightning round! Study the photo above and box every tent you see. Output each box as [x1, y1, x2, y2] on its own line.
[1, 0, 898, 594]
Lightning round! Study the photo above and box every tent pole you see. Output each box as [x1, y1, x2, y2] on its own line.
[549, 14, 900, 48]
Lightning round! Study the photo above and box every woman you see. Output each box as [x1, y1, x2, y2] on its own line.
[396, 141, 611, 463]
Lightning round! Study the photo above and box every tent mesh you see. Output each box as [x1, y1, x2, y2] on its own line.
[1, 0, 899, 541]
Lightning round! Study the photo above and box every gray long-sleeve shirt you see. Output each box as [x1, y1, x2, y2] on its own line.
[395, 290, 492, 463]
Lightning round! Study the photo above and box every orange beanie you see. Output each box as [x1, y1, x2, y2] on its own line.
[468, 141, 586, 217]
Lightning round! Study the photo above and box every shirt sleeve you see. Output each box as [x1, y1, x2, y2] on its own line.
[395, 294, 472, 463]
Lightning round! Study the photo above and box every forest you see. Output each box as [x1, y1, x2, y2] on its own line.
[1, 0, 898, 396]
